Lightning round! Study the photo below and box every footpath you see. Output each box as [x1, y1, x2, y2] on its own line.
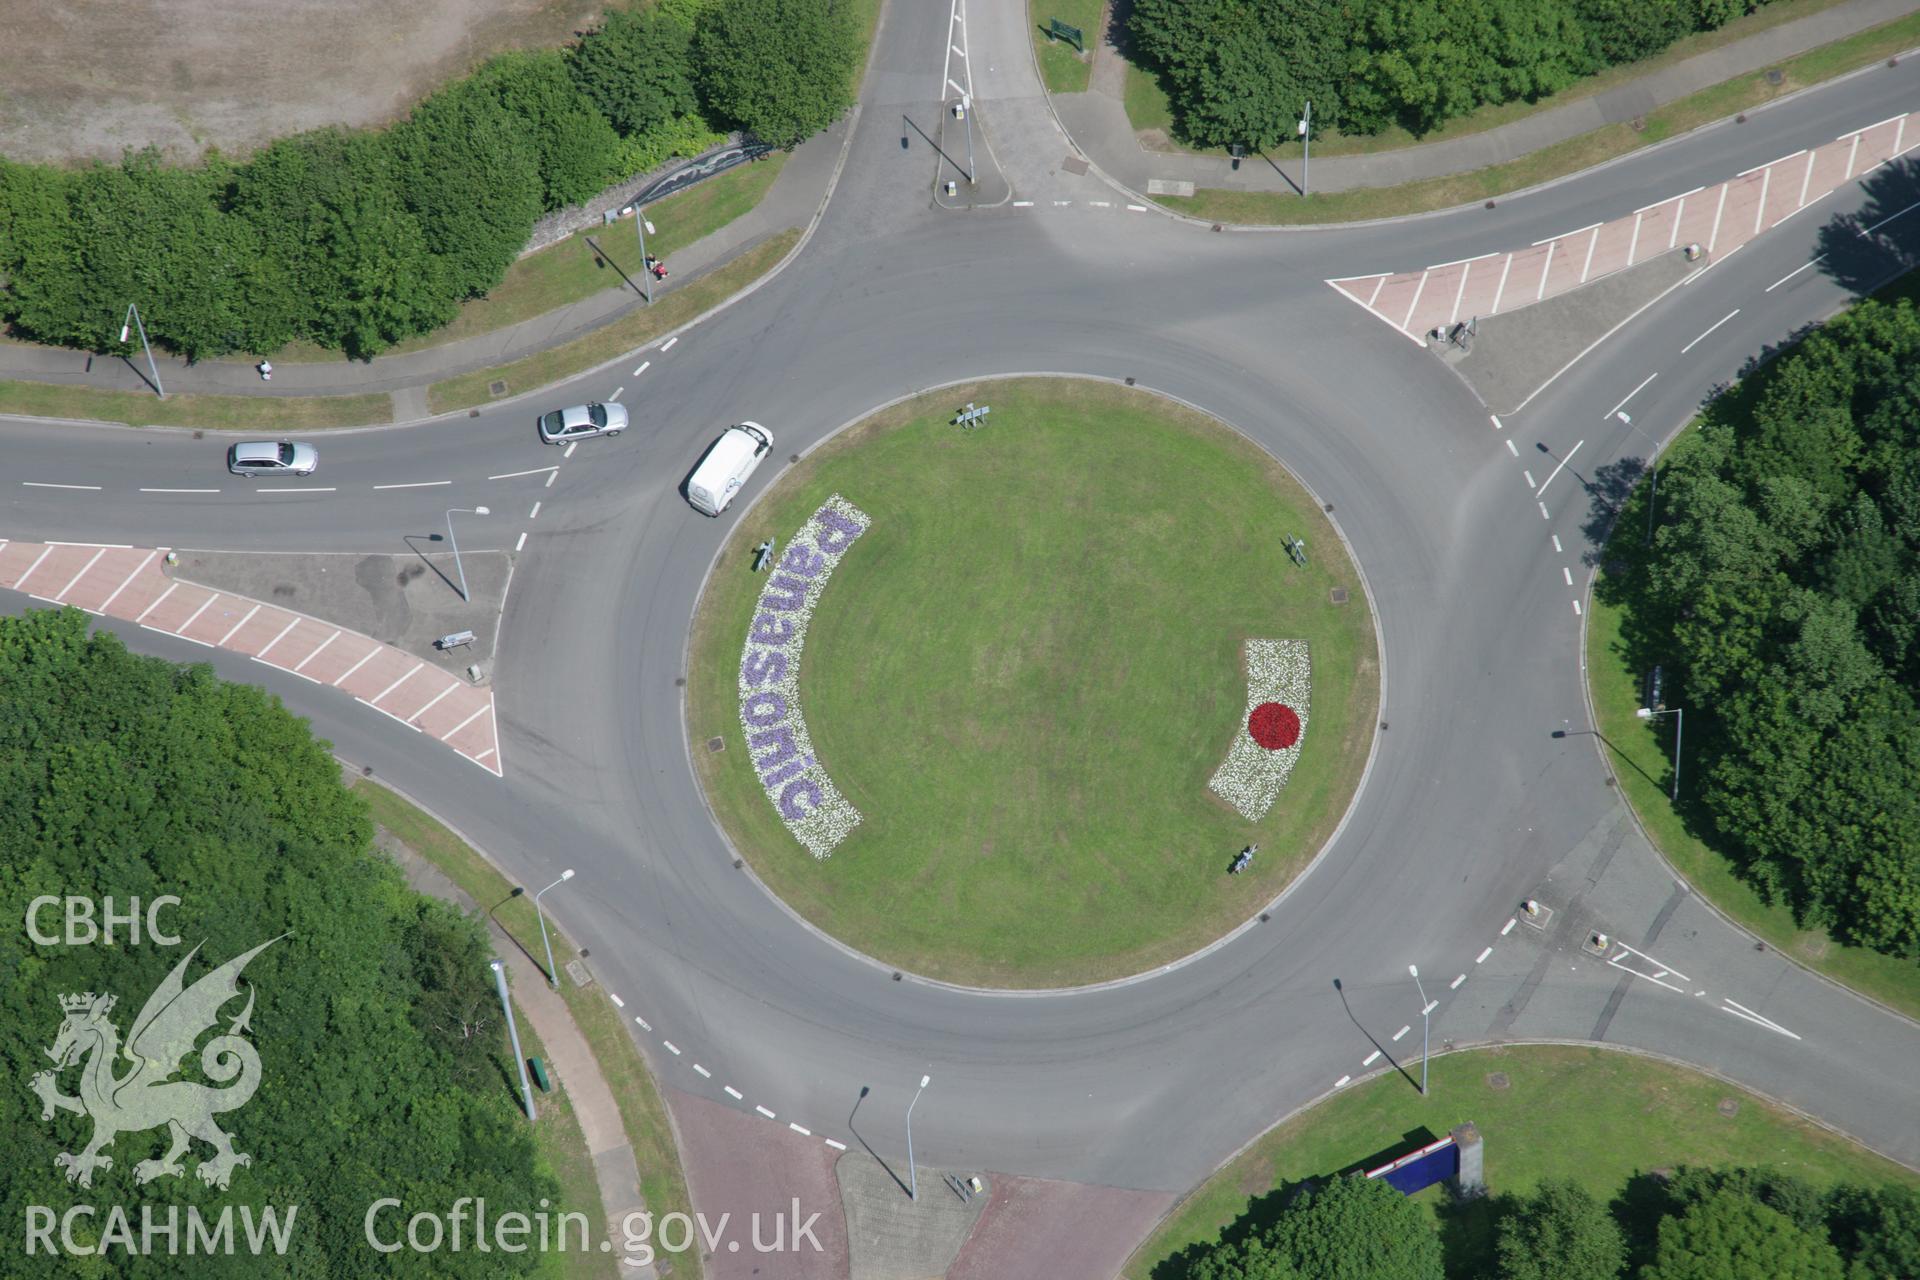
[1050, 0, 1920, 196]
[0, 112, 850, 406]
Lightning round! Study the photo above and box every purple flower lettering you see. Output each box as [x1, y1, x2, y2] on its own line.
[742, 648, 788, 689]
[741, 691, 788, 727]
[750, 614, 796, 646]
[759, 574, 808, 612]
[778, 778, 824, 820]
[813, 506, 866, 555]
[779, 543, 827, 579]
[749, 725, 800, 773]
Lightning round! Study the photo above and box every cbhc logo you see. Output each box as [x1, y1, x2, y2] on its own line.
[26, 896, 182, 947]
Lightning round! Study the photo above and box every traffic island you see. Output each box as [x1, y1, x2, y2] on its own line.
[686, 377, 1379, 988]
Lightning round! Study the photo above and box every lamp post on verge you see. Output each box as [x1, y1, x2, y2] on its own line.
[906, 1073, 931, 1200]
[533, 869, 574, 988]
[1636, 705, 1685, 802]
[1409, 964, 1430, 1096]
[490, 960, 538, 1121]
[119, 303, 164, 398]
[1298, 101, 1312, 195]
[635, 209, 655, 304]
[445, 506, 490, 602]
[1645, 440, 1661, 546]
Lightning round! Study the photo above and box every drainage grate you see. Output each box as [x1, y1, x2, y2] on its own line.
[707, 736, 725, 753]
[1061, 156, 1088, 175]
[488, 380, 508, 397]
[1765, 68, 1784, 85]
[1329, 588, 1349, 605]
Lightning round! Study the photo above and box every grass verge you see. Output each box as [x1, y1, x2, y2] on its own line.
[275, 155, 788, 363]
[1030, 0, 1101, 94]
[1124, 1044, 1920, 1280]
[427, 229, 799, 416]
[0, 380, 391, 430]
[1122, 0, 1851, 160]
[510, 1014, 615, 1280]
[354, 779, 700, 1280]
[1160, 10, 1920, 226]
[687, 378, 1378, 987]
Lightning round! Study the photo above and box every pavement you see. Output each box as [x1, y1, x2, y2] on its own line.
[1051, 0, 1920, 196]
[7, 1, 1920, 1278]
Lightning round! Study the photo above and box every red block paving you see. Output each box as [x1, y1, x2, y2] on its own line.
[1327, 107, 1920, 340]
[0, 539, 502, 776]
[947, 1173, 1176, 1280]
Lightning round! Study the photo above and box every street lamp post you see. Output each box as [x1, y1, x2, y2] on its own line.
[958, 95, 975, 185]
[1298, 101, 1312, 196]
[445, 507, 491, 602]
[119, 303, 164, 398]
[490, 960, 538, 1121]
[1409, 964, 1430, 1096]
[1636, 705, 1685, 802]
[533, 869, 575, 988]
[1646, 440, 1661, 546]
[635, 209, 655, 304]
[906, 1073, 931, 1201]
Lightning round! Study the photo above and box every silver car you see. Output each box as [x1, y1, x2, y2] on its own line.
[227, 440, 319, 476]
[538, 401, 628, 444]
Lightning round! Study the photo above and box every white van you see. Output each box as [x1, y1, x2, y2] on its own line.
[686, 422, 773, 516]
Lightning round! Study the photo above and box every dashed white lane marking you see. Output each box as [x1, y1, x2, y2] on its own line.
[1573, 600, 1583, 615]
[1363, 1050, 1382, 1066]
[1053, 200, 1071, 206]
[1681, 309, 1740, 354]
[662, 336, 678, 351]
[563, 442, 578, 458]
[1524, 470, 1536, 488]
[1335, 1075, 1351, 1088]
[663, 1040, 681, 1055]
[259, 487, 336, 493]
[373, 480, 451, 490]
[1552, 535, 1563, 553]
[139, 488, 219, 493]
[1476, 947, 1493, 963]
[1127, 203, 1148, 212]
[633, 361, 651, 376]
[1013, 200, 1033, 207]
[489, 466, 558, 480]
[825, 1139, 848, 1151]
[755, 1105, 776, 1119]
[515, 531, 528, 552]
[609, 386, 624, 402]
[634, 1015, 651, 1031]
[1489, 414, 1503, 431]
[724, 1086, 743, 1100]
[22, 482, 101, 490]
[1607, 940, 1690, 994]
[693, 1063, 711, 1078]
[1422, 1000, 1438, 1016]
[1720, 998, 1802, 1040]
[789, 1123, 812, 1136]
[1605, 375, 1656, 420]
[545, 470, 558, 488]
[1505, 438, 1519, 456]
[609, 993, 624, 1008]
[1090, 200, 1112, 207]
[1450, 973, 1466, 989]
[1539, 502, 1551, 520]
[1501, 918, 1517, 935]
[1391, 1025, 1410, 1042]
[1562, 567, 1573, 585]
[529, 501, 541, 519]
[1766, 259, 1821, 291]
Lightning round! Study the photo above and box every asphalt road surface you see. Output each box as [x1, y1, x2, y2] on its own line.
[5, 0, 1919, 1210]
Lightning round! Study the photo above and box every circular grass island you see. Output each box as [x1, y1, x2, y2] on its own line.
[687, 379, 1378, 987]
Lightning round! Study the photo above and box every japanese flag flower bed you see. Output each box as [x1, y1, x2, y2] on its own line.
[738, 495, 872, 857]
[1209, 640, 1311, 820]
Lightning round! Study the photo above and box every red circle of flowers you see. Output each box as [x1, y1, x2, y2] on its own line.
[1248, 702, 1301, 751]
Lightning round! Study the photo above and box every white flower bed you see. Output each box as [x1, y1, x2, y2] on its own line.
[1207, 639, 1312, 821]
[737, 495, 872, 857]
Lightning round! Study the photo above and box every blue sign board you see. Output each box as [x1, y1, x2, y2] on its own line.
[1363, 1135, 1458, 1196]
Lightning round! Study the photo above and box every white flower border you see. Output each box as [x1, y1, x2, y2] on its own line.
[1207, 640, 1312, 821]
[737, 495, 872, 857]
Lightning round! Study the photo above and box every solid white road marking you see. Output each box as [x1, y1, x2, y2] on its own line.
[174, 591, 221, 636]
[488, 466, 558, 480]
[1391, 1026, 1410, 1042]
[439, 702, 491, 741]
[1707, 183, 1728, 252]
[1720, 999, 1802, 1041]
[1536, 242, 1555, 301]
[724, 1086, 743, 1099]
[1797, 150, 1816, 208]
[54, 547, 107, 601]
[1846, 132, 1862, 180]
[99, 551, 158, 613]
[368, 662, 424, 705]
[373, 480, 451, 490]
[1401, 271, 1430, 332]
[406, 683, 459, 724]
[1363, 1050, 1382, 1066]
[1681, 310, 1740, 354]
[1606, 375, 1656, 420]
[1491, 253, 1514, 314]
[948, 78, 966, 96]
[1448, 259, 1472, 326]
[139, 487, 219, 493]
[1579, 225, 1601, 284]
[256, 616, 303, 659]
[1476, 947, 1493, 963]
[1626, 210, 1643, 266]
[216, 604, 262, 647]
[1534, 221, 1598, 246]
[1535, 440, 1584, 498]
[1737, 149, 1802, 178]
[1668, 195, 1686, 250]
[1753, 165, 1772, 235]
[22, 482, 101, 490]
[1449, 973, 1466, 989]
[1366, 276, 1387, 308]
[1426, 251, 1499, 270]
[1636, 185, 1701, 214]
[331, 645, 380, 687]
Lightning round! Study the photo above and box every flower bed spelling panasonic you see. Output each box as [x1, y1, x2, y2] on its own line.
[1208, 639, 1311, 821]
[737, 495, 872, 857]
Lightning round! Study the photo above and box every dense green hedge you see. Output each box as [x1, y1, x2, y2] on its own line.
[1128, 0, 1777, 150]
[1599, 296, 1920, 960]
[0, 609, 550, 1277]
[0, 0, 858, 361]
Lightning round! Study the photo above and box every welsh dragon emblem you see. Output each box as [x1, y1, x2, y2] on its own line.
[30, 937, 280, 1190]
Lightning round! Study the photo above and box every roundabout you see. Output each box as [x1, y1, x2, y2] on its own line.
[687, 379, 1378, 987]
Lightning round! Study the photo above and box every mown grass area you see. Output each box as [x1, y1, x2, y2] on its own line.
[355, 780, 700, 1280]
[1120, 0, 1852, 159]
[1161, 10, 1920, 226]
[687, 378, 1378, 987]
[0, 380, 391, 429]
[1124, 61, 1176, 142]
[1125, 1045, 1920, 1280]
[1030, 0, 1102, 94]
[274, 154, 787, 364]
[427, 229, 797, 415]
